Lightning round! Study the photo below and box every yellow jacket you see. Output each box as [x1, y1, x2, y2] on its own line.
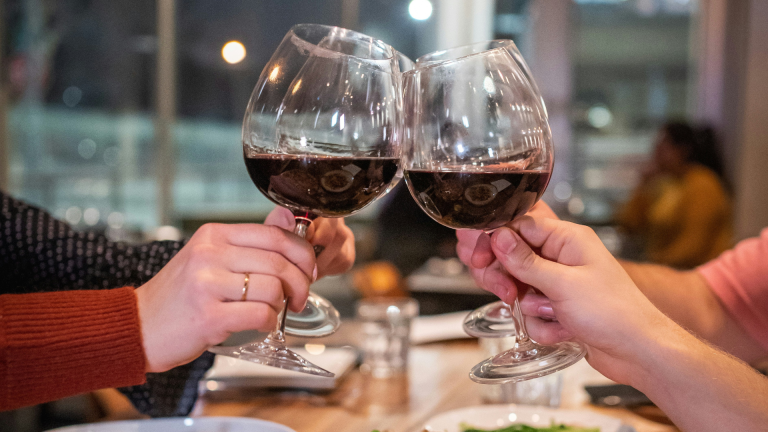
[617, 164, 732, 268]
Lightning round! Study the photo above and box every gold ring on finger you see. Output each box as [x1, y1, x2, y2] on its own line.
[241, 273, 250, 301]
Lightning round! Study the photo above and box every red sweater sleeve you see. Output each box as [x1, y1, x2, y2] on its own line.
[0, 287, 147, 411]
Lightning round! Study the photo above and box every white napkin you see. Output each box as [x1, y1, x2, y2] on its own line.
[410, 311, 473, 345]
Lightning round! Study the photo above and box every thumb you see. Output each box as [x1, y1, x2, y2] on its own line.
[264, 206, 295, 230]
[490, 227, 570, 300]
[264, 207, 317, 239]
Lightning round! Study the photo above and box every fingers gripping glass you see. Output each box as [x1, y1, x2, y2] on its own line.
[402, 40, 586, 383]
[209, 24, 411, 376]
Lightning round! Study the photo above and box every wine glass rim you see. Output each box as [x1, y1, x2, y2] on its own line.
[288, 23, 397, 66]
[407, 39, 520, 74]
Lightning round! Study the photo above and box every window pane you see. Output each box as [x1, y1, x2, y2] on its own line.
[6, 0, 159, 236]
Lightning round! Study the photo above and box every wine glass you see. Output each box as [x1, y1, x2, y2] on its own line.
[208, 24, 407, 376]
[402, 40, 586, 383]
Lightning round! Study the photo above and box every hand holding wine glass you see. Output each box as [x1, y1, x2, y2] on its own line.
[478, 216, 674, 386]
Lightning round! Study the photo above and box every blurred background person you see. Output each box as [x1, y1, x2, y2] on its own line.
[616, 121, 732, 268]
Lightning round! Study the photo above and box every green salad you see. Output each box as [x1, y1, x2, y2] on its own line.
[460, 423, 600, 432]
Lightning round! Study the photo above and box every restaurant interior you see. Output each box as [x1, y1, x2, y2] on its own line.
[1, 0, 767, 431]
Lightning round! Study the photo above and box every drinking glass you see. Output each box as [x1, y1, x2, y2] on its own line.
[209, 24, 408, 376]
[402, 40, 586, 383]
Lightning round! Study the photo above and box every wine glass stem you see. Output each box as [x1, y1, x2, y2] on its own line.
[508, 299, 531, 345]
[263, 218, 311, 345]
[294, 217, 312, 239]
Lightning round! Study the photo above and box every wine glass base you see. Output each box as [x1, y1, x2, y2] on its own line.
[463, 301, 518, 338]
[469, 341, 586, 384]
[208, 340, 335, 377]
[285, 292, 341, 338]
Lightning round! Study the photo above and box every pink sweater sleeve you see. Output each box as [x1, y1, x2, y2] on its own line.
[697, 228, 768, 352]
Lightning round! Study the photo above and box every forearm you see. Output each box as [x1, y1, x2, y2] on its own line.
[630, 319, 768, 432]
[0, 288, 146, 411]
[619, 260, 766, 362]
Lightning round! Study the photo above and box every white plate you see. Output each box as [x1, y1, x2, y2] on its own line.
[421, 404, 623, 432]
[46, 417, 295, 432]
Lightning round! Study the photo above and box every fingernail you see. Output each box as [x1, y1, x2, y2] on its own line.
[538, 305, 555, 317]
[312, 264, 318, 283]
[494, 229, 517, 253]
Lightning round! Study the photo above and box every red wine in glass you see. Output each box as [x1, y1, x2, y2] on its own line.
[245, 153, 400, 220]
[404, 168, 551, 230]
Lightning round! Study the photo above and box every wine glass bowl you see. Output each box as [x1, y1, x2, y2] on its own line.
[402, 40, 585, 384]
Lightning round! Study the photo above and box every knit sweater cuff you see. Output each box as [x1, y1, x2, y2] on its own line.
[0, 287, 147, 410]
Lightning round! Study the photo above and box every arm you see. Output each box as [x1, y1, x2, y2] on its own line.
[0, 288, 146, 411]
[620, 261, 767, 363]
[633, 320, 768, 432]
[484, 217, 768, 432]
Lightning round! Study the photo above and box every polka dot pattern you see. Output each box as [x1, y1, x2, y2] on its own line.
[0, 192, 214, 417]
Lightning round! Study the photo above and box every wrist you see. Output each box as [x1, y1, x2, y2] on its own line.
[134, 285, 161, 373]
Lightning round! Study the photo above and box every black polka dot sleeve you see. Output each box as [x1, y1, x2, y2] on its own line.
[0, 191, 214, 417]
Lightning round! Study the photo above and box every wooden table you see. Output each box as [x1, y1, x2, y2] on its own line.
[197, 339, 680, 432]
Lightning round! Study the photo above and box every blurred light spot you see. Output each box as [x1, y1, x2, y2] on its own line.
[462, 116, 469, 128]
[508, 413, 518, 422]
[268, 66, 280, 82]
[531, 414, 540, 422]
[154, 225, 182, 241]
[65, 207, 82, 225]
[63, 86, 82, 107]
[205, 381, 219, 391]
[83, 208, 100, 226]
[78, 138, 97, 159]
[387, 305, 400, 319]
[103, 147, 120, 166]
[567, 197, 585, 216]
[409, 0, 433, 20]
[291, 79, 302, 95]
[587, 105, 613, 128]
[305, 343, 326, 355]
[584, 168, 603, 189]
[222, 41, 246, 64]
[92, 181, 111, 198]
[108, 212, 125, 229]
[183, 418, 194, 427]
[483, 76, 496, 94]
[553, 181, 573, 202]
